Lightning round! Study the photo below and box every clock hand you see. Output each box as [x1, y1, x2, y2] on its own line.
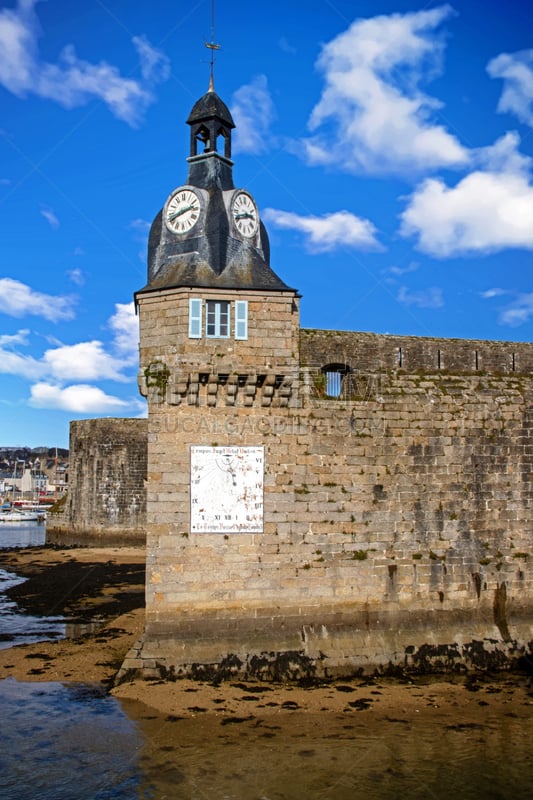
[235, 212, 255, 220]
[168, 204, 197, 221]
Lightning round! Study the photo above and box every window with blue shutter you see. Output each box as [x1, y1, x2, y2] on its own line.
[189, 299, 246, 339]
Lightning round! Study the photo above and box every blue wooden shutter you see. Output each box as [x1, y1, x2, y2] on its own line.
[235, 300, 248, 340]
[189, 298, 202, 338]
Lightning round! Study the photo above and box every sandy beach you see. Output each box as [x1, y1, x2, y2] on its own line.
[1, 544, 532, 726]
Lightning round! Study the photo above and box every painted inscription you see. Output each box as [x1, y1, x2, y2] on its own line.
[190, 445, 264, 533]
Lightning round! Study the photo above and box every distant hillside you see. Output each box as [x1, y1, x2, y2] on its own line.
[0, 446, 68, 460]
[0, 447, 69, 477]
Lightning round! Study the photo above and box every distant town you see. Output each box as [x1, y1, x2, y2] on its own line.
[0, 447, 69, 505]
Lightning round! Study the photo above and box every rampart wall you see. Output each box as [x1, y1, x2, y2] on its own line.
[121, 327, 533, 680]
[300, 328, 533, 374]
[47, 418, 147, 545]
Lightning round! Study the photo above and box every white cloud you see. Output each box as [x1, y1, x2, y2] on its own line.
[38, 45, 151, 126]
[39, 304, 137, 383]
[400, 165, 533, 257]
[263, 208, 382, 253]
[0, 0, 35, 95]
[476, 131, 532, 174]
[0, 302, 137, 385]
[387, 261, 420, 277]
[29, 382, 132, 413]
[499, 293, 533, 326]
[300, 5, 468, 175]
[0, 329, 30, 347]
[67, 267, 85, 286]
[480, 286, 533, 326]
[130, 218, 150, 233]
[0, 278, 76, 321]
[42, 340, 132, 382]
[488, 49, 533, 127]
[0, 0, 168, 126]
[232, 75, 276, 154]
[133, 35, 170, 82]
[108, 302, 139, 361]
[397, 285, 444, 309]
[40, 207, 59, 229]
[0, 349, 42, 379]
[0, 329, 43, 379]
[480, 288, 508, 299]
[130, 217, 150, 262]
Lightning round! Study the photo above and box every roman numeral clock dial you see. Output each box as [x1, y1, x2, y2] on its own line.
[232, 191, 259, 238]
[165, 188, 201, 234]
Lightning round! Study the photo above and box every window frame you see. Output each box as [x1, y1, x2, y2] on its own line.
[206, 299, 231, 339]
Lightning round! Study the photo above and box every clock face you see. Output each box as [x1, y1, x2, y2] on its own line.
[232, 192, 259, 238]
[190, 445, 264, 533]
[165, 188, 201, 234]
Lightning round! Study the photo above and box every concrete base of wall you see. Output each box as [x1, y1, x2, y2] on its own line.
[116, 608, 533, 684]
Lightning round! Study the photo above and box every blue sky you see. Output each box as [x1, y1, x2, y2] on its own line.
[1, 0, 533, 448]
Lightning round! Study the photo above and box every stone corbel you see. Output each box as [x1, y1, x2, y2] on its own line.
[226, 374, 238, 406]
[261, 373, 276, 407]
[187, 372, 199, 405]
[243, 374, 257, 406]
[207, 374, 218, 407]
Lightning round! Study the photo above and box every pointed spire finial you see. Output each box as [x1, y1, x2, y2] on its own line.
[204, 0, 220, 91]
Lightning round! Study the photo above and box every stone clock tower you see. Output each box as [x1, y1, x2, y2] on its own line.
[131, 83, 301, 677]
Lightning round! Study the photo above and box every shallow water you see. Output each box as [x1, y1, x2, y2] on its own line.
[0, 524, 108, 648]
[0, 679, 144, 800]
[0, 523, 68, 649]
[0, 568, 65, 649]
[129, 697, 533, 799]
[1, 678, 532, 799]
[0, 520, 46, 550]
[1, 528, 532, 798]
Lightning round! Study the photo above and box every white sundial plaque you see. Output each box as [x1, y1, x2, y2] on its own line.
[190, 445, 264, 533]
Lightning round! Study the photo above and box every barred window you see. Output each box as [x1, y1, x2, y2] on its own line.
[322, 363, 351, 398]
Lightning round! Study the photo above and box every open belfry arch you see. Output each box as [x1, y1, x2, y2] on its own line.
[119, 74, 533, 682]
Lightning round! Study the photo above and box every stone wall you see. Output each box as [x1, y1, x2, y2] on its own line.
[300, 328, 533, 374]
[47, 418, 147, 545]
[120, 319, 533, 681]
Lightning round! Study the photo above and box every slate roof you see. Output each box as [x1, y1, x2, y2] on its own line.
[186, 90, 235, 129]
[136, 89, 297, 297]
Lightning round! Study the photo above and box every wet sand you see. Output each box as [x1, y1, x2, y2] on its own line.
[0, 545, 145, 685]
[1, 545, 532, 725]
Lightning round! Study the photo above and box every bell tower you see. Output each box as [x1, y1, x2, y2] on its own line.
[132, 74, 301, 675]
[187, 81, 234, 161]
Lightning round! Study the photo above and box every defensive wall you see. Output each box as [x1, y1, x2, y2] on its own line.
[118, 326, 533, 681]
[47, 417, 147, 545]
[300, 328, 533, 375]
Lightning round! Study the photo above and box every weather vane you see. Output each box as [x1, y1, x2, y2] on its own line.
[204, 0, 220, 91]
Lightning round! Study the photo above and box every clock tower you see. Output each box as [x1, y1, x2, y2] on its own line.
[133, 81, 301, 675]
